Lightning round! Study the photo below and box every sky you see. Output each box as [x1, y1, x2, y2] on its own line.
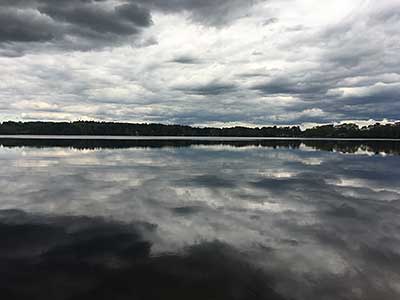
[0, 0, 399, 127]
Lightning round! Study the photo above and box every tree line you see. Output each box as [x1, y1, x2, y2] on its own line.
[0, 121, 399, 138]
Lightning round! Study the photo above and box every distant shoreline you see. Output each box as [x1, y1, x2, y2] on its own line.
[0, 121, 400, 139]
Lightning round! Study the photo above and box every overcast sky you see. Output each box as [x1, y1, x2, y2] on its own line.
[0, 0, 399, 127]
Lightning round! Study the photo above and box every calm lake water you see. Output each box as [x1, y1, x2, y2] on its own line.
[1, 138, 400, 300]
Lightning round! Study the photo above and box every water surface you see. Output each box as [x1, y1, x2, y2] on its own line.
[1, 138, 399, 299]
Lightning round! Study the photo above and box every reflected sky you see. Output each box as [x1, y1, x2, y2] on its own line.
[1, 140, 400, 299]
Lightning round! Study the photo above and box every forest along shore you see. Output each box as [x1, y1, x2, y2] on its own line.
[0, 121, 400, 139]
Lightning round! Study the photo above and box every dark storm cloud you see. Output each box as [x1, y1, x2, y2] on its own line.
[170, 55, 202, 64]
[39, 2, 151, 35]
[176, 82, 238, 95]
[136, 0, 260, 25]
[0, 0, 258, 55]
[0, 7, 57, 42]
[0, 0, 153, 54]
[252, 76, 330, 96]
[116, 3, 153, 27]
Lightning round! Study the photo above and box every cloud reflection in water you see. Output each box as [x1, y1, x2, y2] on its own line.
[0, 139, 399, 299]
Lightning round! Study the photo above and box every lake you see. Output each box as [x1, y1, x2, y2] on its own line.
[1, 137, 399, 300]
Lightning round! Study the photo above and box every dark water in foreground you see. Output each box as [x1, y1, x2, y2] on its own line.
[1, 138, 400, 300]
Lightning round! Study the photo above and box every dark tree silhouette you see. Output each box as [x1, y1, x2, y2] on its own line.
[0, 121, 399, 138]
